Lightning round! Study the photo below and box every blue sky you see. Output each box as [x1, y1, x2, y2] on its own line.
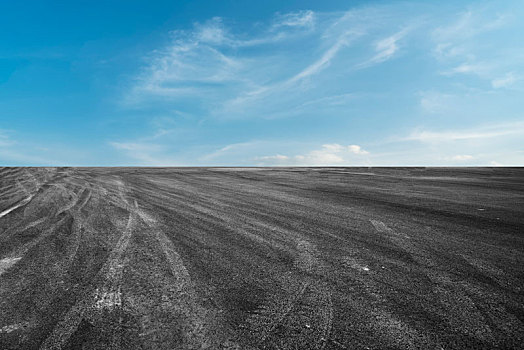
[1, 0, 523, 166]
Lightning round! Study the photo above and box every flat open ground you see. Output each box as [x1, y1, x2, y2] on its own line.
[0, 167, 523, 349]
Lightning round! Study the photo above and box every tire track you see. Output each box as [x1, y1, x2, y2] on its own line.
[132, 202, 218, 349]
[0, 195, 33, 218]
[370, 219, 409, 238]
[0, 170, 57, 219]
[255, 282, 309, 346]
[94, 208, 135, 310]
[245, 237, 334, 350]
[1, 183, 92, 276]
[40, 193, 137, 350]
[0, 257, 22, 276]
[75, 187, 92, 212]
[55, 185, 80, 216]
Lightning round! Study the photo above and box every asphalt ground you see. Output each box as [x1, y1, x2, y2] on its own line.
[0, 167, 523, 349]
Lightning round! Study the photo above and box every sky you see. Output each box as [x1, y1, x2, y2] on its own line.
[1, 0, 523, 166]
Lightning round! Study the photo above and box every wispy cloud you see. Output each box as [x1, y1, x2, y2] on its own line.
[491, 72, 517, 89]
[200, 141, 256, 161]
[432, 10, 509, 46]
[0, 129, 74, 165]
[110, 142, 163, 153]
[432, 5, 521, 89]
[126, 7, 414, 119]
[288, 29, 359, 83]
[109, 141, 179, 165]
[255, 154, 289, 162]
[273, 10, 315, 29]
[442, 62, 489, 76]
[403, 121, 524, 143]
[357, 28, 410, 68]
[0, 129, 14, 148]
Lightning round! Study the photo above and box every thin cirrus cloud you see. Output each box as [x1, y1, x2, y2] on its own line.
[126, 7, 412, 120]
[491, 73, 517, 89]
[355, 27, 410, 69]
[272, 10, 315, 29]
[109, 142, 179, 166]
[403, 121, 524, 143]
[432, 5, 522, 87]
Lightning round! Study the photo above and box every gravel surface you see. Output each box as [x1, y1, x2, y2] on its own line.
[1, 167, 523, 349]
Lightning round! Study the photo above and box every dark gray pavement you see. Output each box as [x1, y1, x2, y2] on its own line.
[1, 167, 523, 349]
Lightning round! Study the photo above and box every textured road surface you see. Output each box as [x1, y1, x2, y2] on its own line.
[0, 167, 523, 349]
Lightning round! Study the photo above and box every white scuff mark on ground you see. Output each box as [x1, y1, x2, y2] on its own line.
[370, 219, 409, 238]
[94, 289, 122, 309]
[135, 205, 157, 226]
[93, 211, 135, 310]
[0, 322, 29, 333]
[21, 217, 47, 231]
[370, 220, 392, 233]
[0, 196, 33, 218]
[146, 215, 215, 348]
[56, 187, 80, 215]
[0, 257, 22, 275]
[40, 210, 136, 349]
[343, 257, 370, 272]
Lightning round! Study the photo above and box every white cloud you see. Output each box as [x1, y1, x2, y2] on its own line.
[432, 11, 474, 45]
[109, 142, 178, 165]
[195, 17, 228, 44]
[404, 122, 524, 143]
[432, 6, 520, 89]
[320, 143, 345, 152]
[273, 10, 315, 29]
[288, 29, 358, 83]
[128, 7, 392, 118]
[255, 143, 370, 166]
[199, 141, 257, 161]
[433, 10, 509, 44]
[450, 154, 473, 161]
[348, 144, 369, 155]
[357, 28, 409, 68]
[255, 154, 289, 162]
[117, 3, 524, 167]
[492, 72, 517, 88]
[371, 121, 524, 166]
[443, 63, 488, 76]
[110, 142, 162, 152]
[305, 150, 345, 164]
[372, 30, 406, 61]
[128, 10, 326, 108]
